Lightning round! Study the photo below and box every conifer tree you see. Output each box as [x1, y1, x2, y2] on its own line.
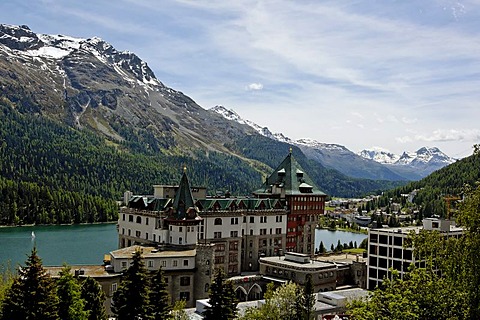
[319, 241, 326, 254]
[149, 266, 172, 320]
[81, 277, 107, 320]
[57, 264, 88, 320]
[112, 249, 151, 320]
[1, 247, 58, 320]
[203, 268, 237, 320]
[303, 274, 315, 320]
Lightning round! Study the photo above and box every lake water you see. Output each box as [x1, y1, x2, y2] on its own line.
[0, 224, 367, 268]
[0, 224, 118, 268]
[314, 228, 367, 251]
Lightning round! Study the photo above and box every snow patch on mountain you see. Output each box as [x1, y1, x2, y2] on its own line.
[0, 24, 160, 88]
[359, 147, 455, 166]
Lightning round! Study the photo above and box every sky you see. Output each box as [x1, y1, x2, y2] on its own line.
[1, 0, 479, 158]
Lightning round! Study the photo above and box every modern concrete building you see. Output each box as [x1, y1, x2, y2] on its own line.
[367, 218, 463, 289]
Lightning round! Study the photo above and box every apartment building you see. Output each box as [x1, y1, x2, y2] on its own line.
[367, 218, 463, 289]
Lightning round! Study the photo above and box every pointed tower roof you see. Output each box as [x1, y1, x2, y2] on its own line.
[170, 169, 199, 220]
[254, 152, 326, 197]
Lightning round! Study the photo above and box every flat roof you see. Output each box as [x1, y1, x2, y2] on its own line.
[110, 245, 196, 259]
[260, 256, 336, 270]
[44, 265, 120, 278]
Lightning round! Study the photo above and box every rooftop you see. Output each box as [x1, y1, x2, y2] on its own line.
[260, 255, 336, 270]
[110, 245, 196, 259]
[44, 265, 119, 278]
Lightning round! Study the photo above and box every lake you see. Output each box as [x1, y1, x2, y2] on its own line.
[0, 224, 367, 268]
[0, 224, 118, 267]
[314, 228, 367, 251]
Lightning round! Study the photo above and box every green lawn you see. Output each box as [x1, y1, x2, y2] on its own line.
[342, 248, 366, 254]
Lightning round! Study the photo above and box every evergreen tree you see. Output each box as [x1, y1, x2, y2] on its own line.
[81, 277, 107, 320]
[57, 264, 88, 320]
[112, 249, 151, 320]
[203, 268, 237, 320]
[1, 247, 58, 320]
[318, 241, 326, 254]
[303, 274, 315, 320]
[149, 267, 172, 320]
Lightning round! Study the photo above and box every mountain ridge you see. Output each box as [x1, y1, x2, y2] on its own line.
[0, 24, 406, 199]
[211, 106, 454, 181]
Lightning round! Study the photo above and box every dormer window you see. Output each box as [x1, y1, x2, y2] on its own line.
[278, 168, 286, 176]
[296, 169, 304, 178]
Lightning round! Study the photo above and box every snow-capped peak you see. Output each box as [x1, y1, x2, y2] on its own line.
[359, 146, 454, 166]
[0, 24, 161, 88]
[359, 148, 400, 164]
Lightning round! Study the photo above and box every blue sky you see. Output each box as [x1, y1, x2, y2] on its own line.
[1, 0, 479, 158]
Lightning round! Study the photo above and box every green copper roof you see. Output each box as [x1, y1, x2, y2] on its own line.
[254, 152, 326, 196]
[171, 171, 198, 220]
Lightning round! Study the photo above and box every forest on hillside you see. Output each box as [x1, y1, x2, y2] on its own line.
[0, 103, 263, 225]
[372, 148, 480, 218]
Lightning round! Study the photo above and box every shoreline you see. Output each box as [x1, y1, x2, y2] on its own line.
[0, 221, 117, 228]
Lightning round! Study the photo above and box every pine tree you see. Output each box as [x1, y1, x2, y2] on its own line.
[149, 266, 172, 320]
[57, 264, 88, 320]
[203, 268, 237, 320]
[1, 247, 58, 320]
[112, 249, 151, 320]
[303, 274, 315, 320]
[81, 277, 107, 320]
[319, 241, 326, 254]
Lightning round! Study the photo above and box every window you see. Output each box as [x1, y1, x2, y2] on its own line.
[122, 214, 125, 221]
[180, 292, 190, 301]
[230, 231, 238, 237]
[129, 215, 133, 222]
[250, 217, 254, 223]
[276, 228, 282, 234]
[148, 260, 154, 268]
[214, 232, 222, 239]
[146, 217, 149, 225]
[183, 260, 189, 266]
[136, 216, 142, 224]
[111, 283, 117, 293]
[215, 244, 225, 251]
[161, 260, 166, 267]
[231, 217, 239, 225]
[260, 229, 267, 235]
[179, 237, 183, 244]
[260, 216, 267, 223]
[173, 260, 178, 267]
[122, 228, 125, 235]
[121, 261, 127, 269]
[179, 227, 182, 232]
[136, 231, 141, 237]
[276, 215, 283, 222]
[180, 276, 190, 286]
[214, 218, 222, 225]
[250, 229, 253, 236]
[145, 232, 149, 240]
[229, 241, 238, 250]
[214, 256, 225, 264]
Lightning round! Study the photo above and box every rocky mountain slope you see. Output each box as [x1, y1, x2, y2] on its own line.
[0, 24, 406, 198]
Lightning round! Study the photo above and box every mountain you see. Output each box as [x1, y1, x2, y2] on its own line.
[359, 147, 456, 180]
[211, 106, 407, 181]
[0, 23, 405, 215]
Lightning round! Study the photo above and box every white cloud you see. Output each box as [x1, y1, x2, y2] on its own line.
[397, 129, 480, 143]
[402, 117, 418, 125]
[246, 83, 264, 91]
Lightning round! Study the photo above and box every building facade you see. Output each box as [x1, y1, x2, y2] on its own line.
[367, 218, 463, 289]
[117, 152, 327, 275]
